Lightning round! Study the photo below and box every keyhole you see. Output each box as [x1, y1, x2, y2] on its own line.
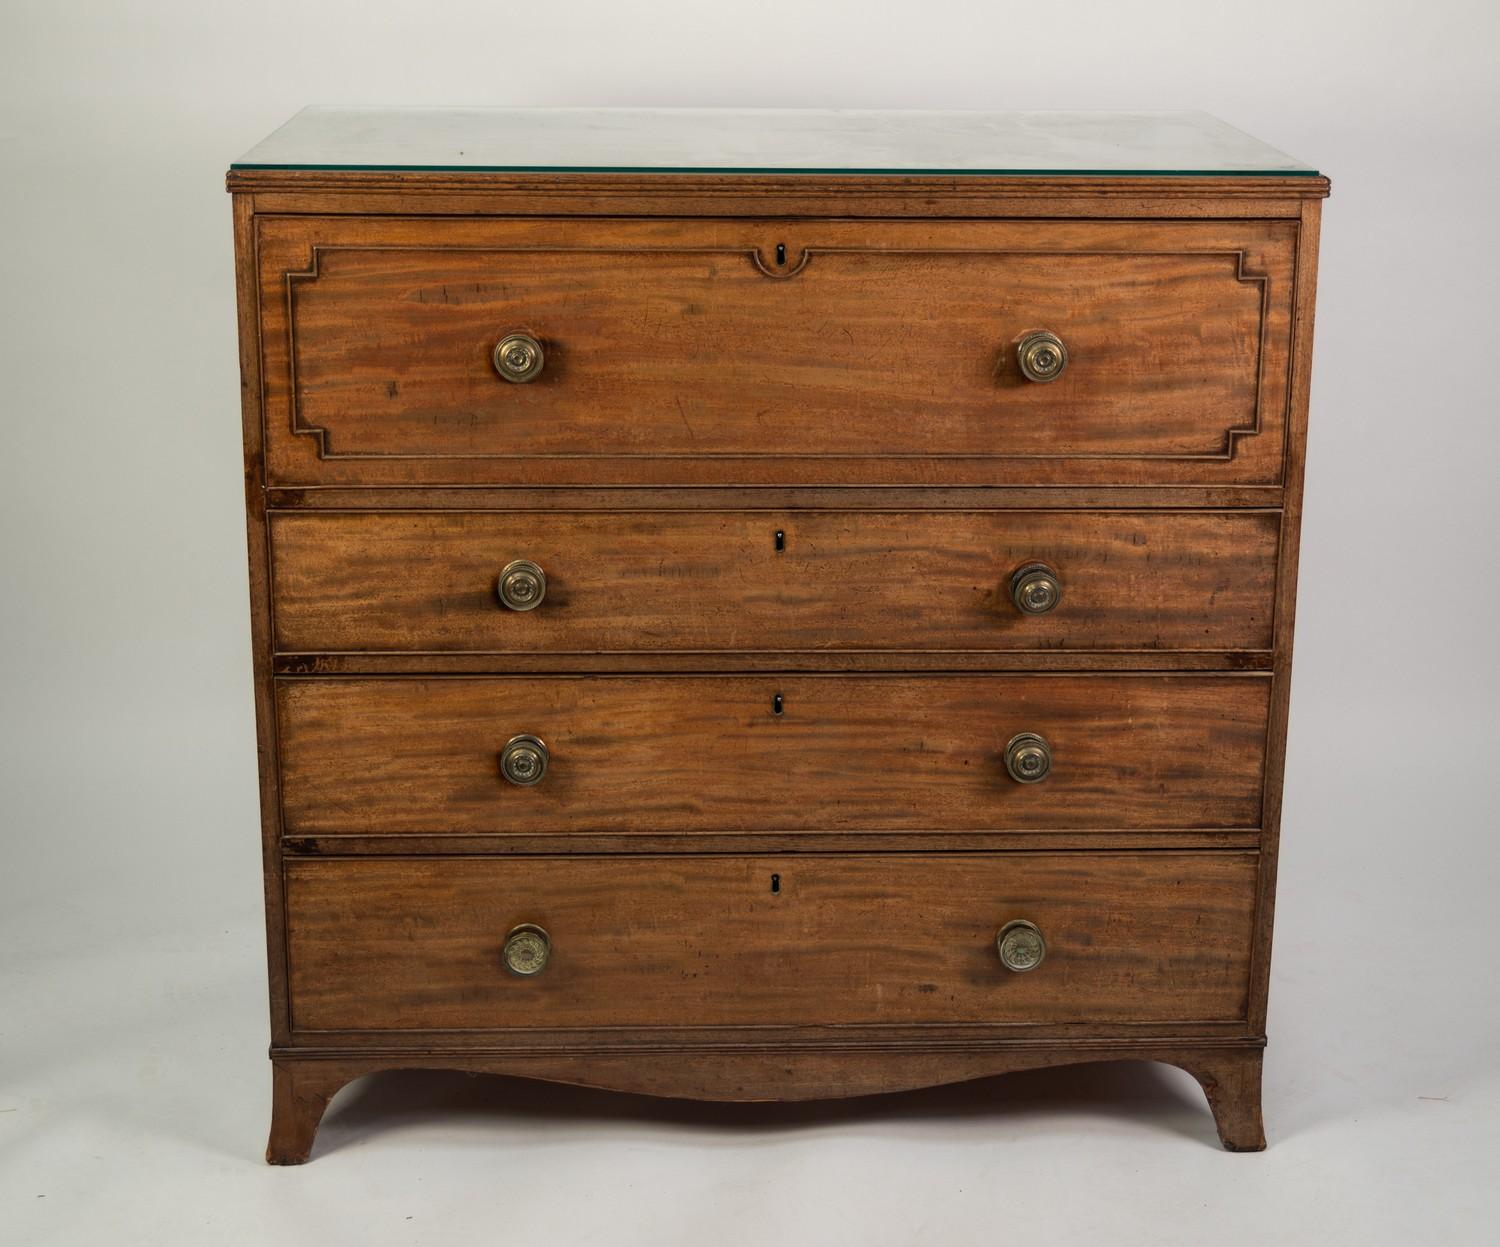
[775, 243, 787, 266]
[774, 529, 785, 552]
[772, 693, 784, 716]
[770, 873, 781, 894]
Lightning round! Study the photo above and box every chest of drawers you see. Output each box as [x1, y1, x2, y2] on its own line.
[228, 109, 1327, 1162]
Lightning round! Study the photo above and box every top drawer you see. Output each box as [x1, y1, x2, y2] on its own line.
[253, 217, 1296, 488]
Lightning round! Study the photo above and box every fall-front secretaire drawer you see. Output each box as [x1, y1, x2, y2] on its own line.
[256, 216, 1294, 487]
[269, 510, 1279, 656]
[284, 852, 1258, 1032]
[275, 674, 1269, 835]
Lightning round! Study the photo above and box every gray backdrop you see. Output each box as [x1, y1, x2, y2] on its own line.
[2, 1, 1496, 1242]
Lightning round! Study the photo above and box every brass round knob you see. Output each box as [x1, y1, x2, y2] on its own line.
[1017, 331, 1068, 383]
[500, 734, 549, 786]
[996, 919, 1047, 972]
[1004, 731, 1052, 783]
[502, 923, 551, 976]
[493, 333, 545, 383]
[1010, 563, 1061, 615]
[497, 559, 547, 611]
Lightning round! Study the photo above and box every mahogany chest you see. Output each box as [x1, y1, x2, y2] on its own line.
[227, 109, 1327, 1161]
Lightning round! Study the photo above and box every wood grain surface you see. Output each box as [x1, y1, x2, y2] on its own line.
[276, 674, 1270, 834]
[254, 216, 1295, 487]
[269, 509, 1279, 656]
[284, 852, 1258, 1031]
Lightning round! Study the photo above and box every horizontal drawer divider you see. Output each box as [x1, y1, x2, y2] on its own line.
[280, 1025, 1260, 1048]
[271, 668, 1276, 680]
[273, 654, 1276, 676]
[266, 488, 1290, 509]
[280, 833, 1264, 855]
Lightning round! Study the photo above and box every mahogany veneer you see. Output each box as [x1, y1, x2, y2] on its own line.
[230, 109, 1326, 1162]
[276, 675, 1270, 836]
[285, 853, 1259, 1031]
[269, 509, 1280, 656]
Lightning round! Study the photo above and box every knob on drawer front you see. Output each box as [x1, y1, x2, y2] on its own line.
[1004, 732, 1052, 783]
[1010, 563, 1061, 615]
[493, 332, 545, 383]
[497, 559, 547, 611]
[502, 924, 551, 976]
[996, 919, 1047, 972]
[1016, 330, 1068, 383]
[500, 734, 549, 786]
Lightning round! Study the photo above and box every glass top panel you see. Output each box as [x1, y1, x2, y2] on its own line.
[232, 108, 1316, 176]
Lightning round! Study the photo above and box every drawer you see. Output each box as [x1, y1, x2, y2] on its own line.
[284, 852, 1258, 1031]
[276, 675, 1268, 835]
[256, 216, 1294, 487]
[269, 510, 1279, 656]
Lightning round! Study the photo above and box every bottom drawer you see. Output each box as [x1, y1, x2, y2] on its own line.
[286, 853, 1257, 1033]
